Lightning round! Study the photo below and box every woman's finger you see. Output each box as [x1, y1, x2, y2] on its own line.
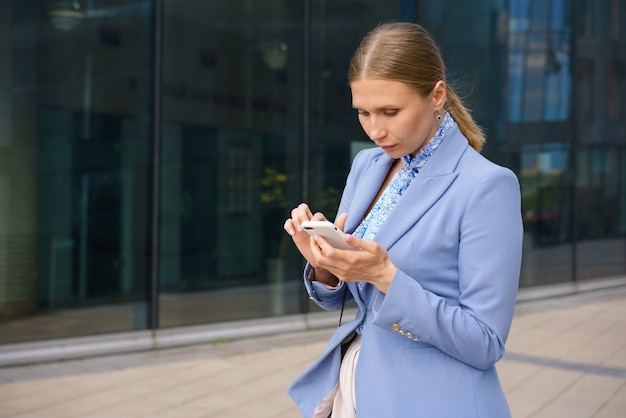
[289, 203, 314, 232]
[284, 218, 297, 236]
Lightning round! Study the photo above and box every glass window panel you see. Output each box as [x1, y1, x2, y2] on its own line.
[544, 0, 571, 121]
[576, 0, 595, 37]
[510, 0, 532, 23]
[575, 146, 626, 279]
[0, 0, 154, 345]
[509, 52, 525, 122]
[607, 60, 625, 123]
[543, 50, 571, 121]
[159, 1, 304, 327]
[519, 142, 573, 286]
[529, 0, 550, 30]
[509, 0, 572, 123]
[613, 0, 626, 41]
[617, 146, 626, 233]
[522, 51, 546, 121]
[575, 58, 595, 123]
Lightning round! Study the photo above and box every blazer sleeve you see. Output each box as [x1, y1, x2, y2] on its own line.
[302, 263, 349, 310]
[372, 167, 523, 370]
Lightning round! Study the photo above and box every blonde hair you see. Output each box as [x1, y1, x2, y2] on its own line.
[348, 22, 485, 152]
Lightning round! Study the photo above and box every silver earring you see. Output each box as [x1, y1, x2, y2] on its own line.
[436, 113, 442, 121]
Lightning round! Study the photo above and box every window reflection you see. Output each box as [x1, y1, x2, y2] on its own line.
[576, 147, 626, 279]
[521, 144, 570, 244]
[519, 143, 573, 285]
[0, 0, 154, 344]
[0, 0, 624, 351]
[508, 0, 571, 122]
[159, 1, 304, 326]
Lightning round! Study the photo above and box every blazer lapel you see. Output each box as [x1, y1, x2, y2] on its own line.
[368, 128, 469, 250]
[344, 153, 395, 234]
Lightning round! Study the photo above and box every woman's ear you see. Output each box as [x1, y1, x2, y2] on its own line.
[432, 80, 446, 108]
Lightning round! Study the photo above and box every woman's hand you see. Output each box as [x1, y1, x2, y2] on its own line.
[283, 204, 338, 286]
[284, 203, 326, 262]
[310, 223, 397, 294]
[285, 207, 397, 293]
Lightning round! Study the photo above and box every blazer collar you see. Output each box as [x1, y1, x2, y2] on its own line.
[346, 126, 469, 250]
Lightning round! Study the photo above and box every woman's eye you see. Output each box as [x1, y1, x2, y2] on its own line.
[357, 110, 368, 117]
[383, 110, 398, 116]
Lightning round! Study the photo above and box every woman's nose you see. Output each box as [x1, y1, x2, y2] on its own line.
[368, 117, 386, 141]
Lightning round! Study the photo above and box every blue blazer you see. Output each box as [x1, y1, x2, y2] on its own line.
[287, 125, 523, 418]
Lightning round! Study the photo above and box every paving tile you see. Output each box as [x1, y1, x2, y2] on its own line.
[497, 359, 542, 393]
[90, 394, 171, 417]
[0, 381, 44, 401]
[592, 381, 626, 418]
[0, 395, 55, 418]
[529, 332, 584, 359]
[603, 343, 626, 369]
[170, 391, 246, 416]
[81, 411, 132, 418]
[505, 367, 583, 417]
[272, 411, 301, 418]
[529, 374, 624, 418]
[566, 339, 624, 366]
[145, 407, 209, 418]
[210, 391, 296, 418]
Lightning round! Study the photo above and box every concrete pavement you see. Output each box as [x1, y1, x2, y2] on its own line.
[1, 287, 625, 417]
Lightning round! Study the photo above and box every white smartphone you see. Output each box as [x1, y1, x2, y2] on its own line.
[301, 220, 355, 250]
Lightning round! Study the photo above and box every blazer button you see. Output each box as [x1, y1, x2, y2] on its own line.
[392, 323, 401, 332]
[405, 332, 414, 339]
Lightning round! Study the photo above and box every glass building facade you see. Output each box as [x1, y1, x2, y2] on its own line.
[0, 0, 624, 353]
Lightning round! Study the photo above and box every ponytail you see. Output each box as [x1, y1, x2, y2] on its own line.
[445, 86, 485, 152]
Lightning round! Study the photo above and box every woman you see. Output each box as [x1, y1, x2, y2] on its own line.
[284, 22, 522, 418]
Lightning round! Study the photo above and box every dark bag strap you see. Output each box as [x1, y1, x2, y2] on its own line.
[338, 284, 348, 327]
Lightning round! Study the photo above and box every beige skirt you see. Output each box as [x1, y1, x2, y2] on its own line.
[331, 334, 362, 418]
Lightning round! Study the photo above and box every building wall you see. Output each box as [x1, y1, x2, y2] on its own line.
[0, 0, 624, 346]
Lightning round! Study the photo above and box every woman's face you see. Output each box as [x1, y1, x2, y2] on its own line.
[350, 78, 444, 159]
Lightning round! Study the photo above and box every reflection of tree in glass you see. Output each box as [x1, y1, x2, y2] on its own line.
[312, 186, 341, 219]
[260, 167, 289, 260]
[259, 167, 288, 205]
